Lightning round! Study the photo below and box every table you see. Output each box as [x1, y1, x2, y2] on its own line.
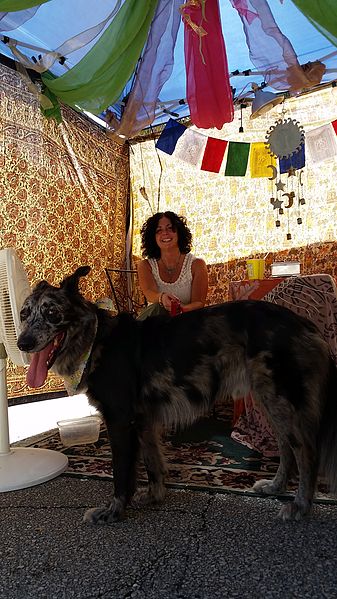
[228, 274, 337, 456]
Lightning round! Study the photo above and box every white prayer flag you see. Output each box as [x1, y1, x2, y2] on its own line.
[174, 128, 208, 166]
[306, 123, 337, 164]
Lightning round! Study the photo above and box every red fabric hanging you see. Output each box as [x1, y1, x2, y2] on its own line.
[182, 0, 234, 129]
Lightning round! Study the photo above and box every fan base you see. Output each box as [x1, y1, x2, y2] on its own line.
[0, 447, 68, 492]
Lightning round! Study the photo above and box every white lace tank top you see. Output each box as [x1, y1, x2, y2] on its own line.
[148, 253, 196, 304]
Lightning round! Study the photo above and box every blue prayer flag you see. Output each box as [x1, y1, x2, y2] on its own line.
[279, 143, 305, 174]
[156, 118, 187, 155]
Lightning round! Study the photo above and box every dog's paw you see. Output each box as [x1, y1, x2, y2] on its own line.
[83, 498, 125, 525]
[131, 484, 166, 508]
[131, 488, 153, 508]
[278, 500, 311, 521]
[252, 479, 284, 495]
[149, 481, 166, 503]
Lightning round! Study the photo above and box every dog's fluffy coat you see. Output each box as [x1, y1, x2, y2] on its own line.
[17, 266, 337, 523]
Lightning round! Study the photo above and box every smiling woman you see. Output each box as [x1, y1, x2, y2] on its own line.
[137, 211, 208, 319]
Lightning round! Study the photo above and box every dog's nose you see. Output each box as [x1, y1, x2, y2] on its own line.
[17, 335, 36, 352]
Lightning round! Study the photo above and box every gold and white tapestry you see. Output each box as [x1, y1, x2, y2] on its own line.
[130, 86, 337, 304]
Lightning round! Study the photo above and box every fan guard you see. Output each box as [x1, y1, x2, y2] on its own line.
[0, 248, 31, 366]
[0, 248, 68, 492]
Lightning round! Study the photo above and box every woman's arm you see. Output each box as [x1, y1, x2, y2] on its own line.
[137, 259, 162, 304]
[181, 258, 209, 312]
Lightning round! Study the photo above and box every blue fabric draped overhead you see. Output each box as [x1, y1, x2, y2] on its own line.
[1, 0, 337, 131]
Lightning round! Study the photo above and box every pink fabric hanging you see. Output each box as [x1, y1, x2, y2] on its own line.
[229, 0, 325, 91]
[182, 0, 234, 129]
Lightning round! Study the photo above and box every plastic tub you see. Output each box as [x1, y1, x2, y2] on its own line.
[271, 261, 301, 277]
[57, 415, 101, 447]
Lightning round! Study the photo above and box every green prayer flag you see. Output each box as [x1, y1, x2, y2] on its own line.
[224, 142, 250, 176]
[292, 1, 337, 47]
[41, 0, 158, 116]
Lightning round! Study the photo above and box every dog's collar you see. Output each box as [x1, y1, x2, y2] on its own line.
[63, 315, 98, 396]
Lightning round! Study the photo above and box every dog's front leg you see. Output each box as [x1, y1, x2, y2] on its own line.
[83, 422, 139, 525]
[132, 425, 167, 507]
[278, 441, 318, 521]
[253, 436, 295, 495]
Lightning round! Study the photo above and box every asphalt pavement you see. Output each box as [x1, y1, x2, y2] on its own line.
[1, 477, 337, 599]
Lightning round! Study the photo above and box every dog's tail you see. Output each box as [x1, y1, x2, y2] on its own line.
[319, 358, 337, 494]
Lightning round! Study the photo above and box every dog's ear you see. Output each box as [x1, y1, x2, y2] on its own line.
[60, 266, 91, 293]
[33, 280, 52, 293]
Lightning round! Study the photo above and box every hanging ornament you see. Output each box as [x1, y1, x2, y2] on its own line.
[275, 179, 285, 191]
[267, 164, 278, 180]
[264, 114, 306, 240]
[296, 169, 306, 226]
[287, 166, 297, 177]
[270, 197, 283, 210]
[282, 191, 295, 208]
[265, 118, 305, 160]
[298, 169, 306, 205]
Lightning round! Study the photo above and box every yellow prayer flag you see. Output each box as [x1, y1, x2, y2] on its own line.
[249, 142, 276, 178]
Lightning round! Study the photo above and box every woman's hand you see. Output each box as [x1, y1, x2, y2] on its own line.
[160, 292, 181, 312]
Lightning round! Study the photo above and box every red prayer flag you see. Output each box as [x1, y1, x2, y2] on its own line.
[331, 120, 337, 135]
[201, 137, 228, 172]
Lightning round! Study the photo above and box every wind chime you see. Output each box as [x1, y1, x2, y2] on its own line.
[265, 115, 306, 240]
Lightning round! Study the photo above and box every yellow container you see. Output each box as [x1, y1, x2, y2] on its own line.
[246, 259, 265, 280]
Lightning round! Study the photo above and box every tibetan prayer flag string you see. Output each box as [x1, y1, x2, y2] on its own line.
[225, 142, 250, 176]
[279, 143, 305, 174]
[306, 123, 337, 164]
[155, 118, 187, 154]
[201, 137, 228, 172]
[174, 128, 208, 166]
[250, 142, 276, 178]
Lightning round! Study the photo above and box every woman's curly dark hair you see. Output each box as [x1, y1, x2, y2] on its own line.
[140, 211, 193, 259]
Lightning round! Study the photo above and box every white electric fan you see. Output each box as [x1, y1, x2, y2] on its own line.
[0, 248, 68, 492]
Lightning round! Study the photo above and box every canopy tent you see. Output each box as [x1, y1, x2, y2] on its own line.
[1, 0, 337, 137]
[2, 1, 337, 404]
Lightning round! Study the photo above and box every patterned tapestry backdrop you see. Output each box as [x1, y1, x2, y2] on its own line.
[0, 64, 129, 401]
[130, 86, 337, 305]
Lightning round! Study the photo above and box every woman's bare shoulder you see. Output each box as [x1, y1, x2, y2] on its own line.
[137, 258, 152, 273]
[191, 256, 207, 270]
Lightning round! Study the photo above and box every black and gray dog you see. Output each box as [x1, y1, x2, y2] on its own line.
[17, 266, 337, 523]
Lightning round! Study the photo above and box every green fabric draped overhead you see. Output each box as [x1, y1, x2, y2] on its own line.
[41, 0, 158, 116]
[0, 0, 50, 9]
[2, 0, 337, 129]
[292, 0, 337, 47]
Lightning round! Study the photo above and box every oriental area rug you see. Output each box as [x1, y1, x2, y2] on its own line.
[20, 404, 336, 505]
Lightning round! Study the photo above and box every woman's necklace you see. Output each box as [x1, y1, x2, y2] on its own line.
[161, 254, 181, 281]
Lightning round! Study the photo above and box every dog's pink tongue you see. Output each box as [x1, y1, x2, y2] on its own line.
[26, 342, 53, 388]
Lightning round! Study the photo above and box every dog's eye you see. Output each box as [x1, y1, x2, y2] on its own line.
[20, 306, 30, 322]
[46, 308, 62, 324]
[42, 305, 62, 324]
